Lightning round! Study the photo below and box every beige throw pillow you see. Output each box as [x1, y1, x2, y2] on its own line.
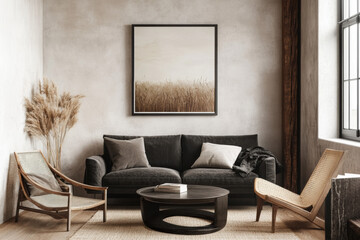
[104, 137, 150, 171]
[191, 142, 242, 169]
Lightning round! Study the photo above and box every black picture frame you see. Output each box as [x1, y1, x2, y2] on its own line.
[132, 24, 218, 115]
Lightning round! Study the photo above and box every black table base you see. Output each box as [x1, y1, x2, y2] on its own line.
[140, 195, 228, 235]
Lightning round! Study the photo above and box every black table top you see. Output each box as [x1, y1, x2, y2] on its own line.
[136, 185, 229, 201]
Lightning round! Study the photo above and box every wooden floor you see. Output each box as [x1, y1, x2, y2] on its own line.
[0, 210, 96, 240]
[0, 207, 324, 240]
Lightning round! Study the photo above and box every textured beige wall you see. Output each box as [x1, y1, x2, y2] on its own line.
[44, 0, 282, 183]
[0, 0, 43, 223]
[300, 0, 320, 190]
[301, 0, 360, 187]
[301, 0, 360, 217]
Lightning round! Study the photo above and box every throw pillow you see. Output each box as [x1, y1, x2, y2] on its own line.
[104, 137, 150, 171]
[191, 142, 242, 169]
[27, 173, 63, 196]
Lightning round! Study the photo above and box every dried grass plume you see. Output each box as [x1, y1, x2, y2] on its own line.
[24, 78, 84, 170]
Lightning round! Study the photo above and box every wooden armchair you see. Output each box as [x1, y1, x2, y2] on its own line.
[254, 148, 344, 232]
[14, 150, 108, 231]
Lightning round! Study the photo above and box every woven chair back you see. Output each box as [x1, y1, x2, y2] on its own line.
[15, 151, 62, 195]
[15, 151, 52, 176]
[300, 149, 344, 207]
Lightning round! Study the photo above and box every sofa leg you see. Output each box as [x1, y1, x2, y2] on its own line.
[256, 197, 264, 222]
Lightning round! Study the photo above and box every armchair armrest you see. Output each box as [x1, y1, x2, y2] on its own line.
[48, 160, 107, 196]
[84, 155, 107, 189]
[258, 157, 276, 183]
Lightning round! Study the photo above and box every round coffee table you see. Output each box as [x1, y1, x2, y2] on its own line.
[136, 185, 229, 235]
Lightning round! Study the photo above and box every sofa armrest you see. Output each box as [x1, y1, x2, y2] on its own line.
[84, 155, 107, 189]
[258, 157, 276, 183]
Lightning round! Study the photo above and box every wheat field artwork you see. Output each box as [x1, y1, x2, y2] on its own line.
[133, 25, 217, 114]
[135, 80, 214, 112]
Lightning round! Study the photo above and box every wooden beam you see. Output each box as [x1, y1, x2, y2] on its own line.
[282, 0, 301, 193]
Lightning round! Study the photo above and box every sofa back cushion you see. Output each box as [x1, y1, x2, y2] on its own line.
[103, 135, 182, 172]
[181, 134, 258, 171]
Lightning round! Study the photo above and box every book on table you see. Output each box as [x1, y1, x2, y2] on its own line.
[154, 183, 187, 193]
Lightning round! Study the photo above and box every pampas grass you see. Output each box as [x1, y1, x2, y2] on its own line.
[135, 80, 215, 112]
[24, 78, 83, 170]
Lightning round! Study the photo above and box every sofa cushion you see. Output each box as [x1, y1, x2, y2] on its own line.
[103, 135, 182, 172]
[181, 134, 258, 170]
[182, 168, 258, 186]
[192, 143, 242, 169]
[104, 137, 150, 171]
[102, 167, 181, 187]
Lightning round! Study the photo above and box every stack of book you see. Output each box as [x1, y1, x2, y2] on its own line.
[154, 183, 187, 193]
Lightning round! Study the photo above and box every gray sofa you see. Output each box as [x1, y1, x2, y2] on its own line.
[84, 134, 276, 204]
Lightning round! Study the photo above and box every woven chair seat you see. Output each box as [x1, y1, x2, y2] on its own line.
[255, 178, 312, 209]
[23, 194, 104, 210]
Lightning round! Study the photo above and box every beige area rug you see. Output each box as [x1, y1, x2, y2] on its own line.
[70, 206, 301, 240]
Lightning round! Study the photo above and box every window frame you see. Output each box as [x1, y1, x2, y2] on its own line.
[340, 0, 360, 141]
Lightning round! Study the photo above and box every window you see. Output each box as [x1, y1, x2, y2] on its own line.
[340, 0, 360, 140]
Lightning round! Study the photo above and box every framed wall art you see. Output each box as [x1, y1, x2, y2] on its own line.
[132, 24, 218, 115]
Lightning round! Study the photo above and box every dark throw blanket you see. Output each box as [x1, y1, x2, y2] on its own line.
[233, 146, 282, 177]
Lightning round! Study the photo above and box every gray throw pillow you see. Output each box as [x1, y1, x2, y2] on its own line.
[27, 173, 63, 196]
[191, 142, 242, 169]
[104, 137, 150, 171]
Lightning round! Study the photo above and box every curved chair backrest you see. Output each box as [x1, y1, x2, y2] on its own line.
[15, 151, 53, 177]
[15, 151, 62, 195]
[300, 149, 344, 207]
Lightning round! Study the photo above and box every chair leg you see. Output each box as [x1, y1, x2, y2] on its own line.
[15, 191, 21, 222]
[103, 203, 107, 222]
[272, 204, 278, 233]
[103, 189, 107, 222]
[312, 216, 325, 229]
[67, 210, 71, 231]
[256, 197, 264, 221]
[67, 196, 71, 231]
